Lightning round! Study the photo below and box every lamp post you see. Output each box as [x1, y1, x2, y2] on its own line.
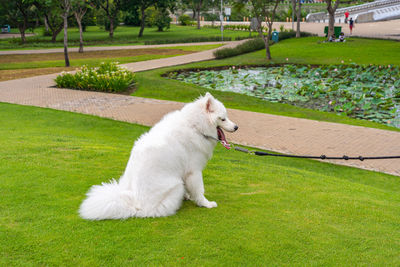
[220, 0, 223, 41]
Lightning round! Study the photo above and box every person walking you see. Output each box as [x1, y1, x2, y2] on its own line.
[349, 17, 354, 35]
[344, 10, 349, 24]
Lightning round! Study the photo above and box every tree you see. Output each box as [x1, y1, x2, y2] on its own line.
[73, 0, 91, 52]
[122, 0, 174, 37]
[61, 0, 71, 67]
[0, 0, 36, 44]
[248, 0, 281, 60]
[91, 0, 122, 38]
[291, 0, 301, 38]
[34, 0, 68, 43]
[325, 0, 340, 39]
[182, 0, 213, 29]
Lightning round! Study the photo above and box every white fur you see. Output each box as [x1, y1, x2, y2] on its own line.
[79, 93, 238, 219]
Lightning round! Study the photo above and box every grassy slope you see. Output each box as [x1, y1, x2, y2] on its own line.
[0, 44, 222, 70]
[1, 103, 400, 265]
[0, 25, 254, 50]
[133, 36, 400, 132]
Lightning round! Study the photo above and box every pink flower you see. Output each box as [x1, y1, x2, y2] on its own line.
[315, 72, 319, 76]
[334, 68, 338, 71]
[294, 82, 297, 86]
[329, 101, 332, 105]
[286, 58, 289, 61]
[341, 60, 344, 63]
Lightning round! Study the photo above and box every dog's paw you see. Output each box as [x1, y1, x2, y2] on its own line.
[184, 193, 192, 201]
[203, 201, 217, 208]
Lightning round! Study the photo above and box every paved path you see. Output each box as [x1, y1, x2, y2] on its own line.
[202, 20, 400, 40]
[1, 39, 400, 176]
[0, 42, 231, 55]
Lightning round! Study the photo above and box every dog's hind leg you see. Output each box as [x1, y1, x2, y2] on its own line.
[184, 172, 217, 208]
[140, 182, 185, 217]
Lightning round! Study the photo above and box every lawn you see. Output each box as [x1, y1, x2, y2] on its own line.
[132, 36, 400, 132]
[0, 25, 253, 50]
[1, 103, 399, 266]
[0, 44, 222, 81]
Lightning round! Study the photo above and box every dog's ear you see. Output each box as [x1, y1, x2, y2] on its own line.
[205, 93, 214, 113]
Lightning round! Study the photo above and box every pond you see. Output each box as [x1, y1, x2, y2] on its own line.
[168, 64, 400, 128]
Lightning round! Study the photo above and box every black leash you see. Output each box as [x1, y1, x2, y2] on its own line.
[234, 146, 400, 161]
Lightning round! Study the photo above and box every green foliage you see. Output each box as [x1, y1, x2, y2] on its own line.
[144, 35, 232, 45]
[145, 7, 171, 32]
[55, 62, 135, 92]
[213, 31, 315, 59]
[214, 38, 266, 59]
[123, 9, 141, 26]
[178, 14, 192, 26]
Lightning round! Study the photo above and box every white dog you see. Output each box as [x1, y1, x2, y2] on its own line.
[79, 93, 238, 219]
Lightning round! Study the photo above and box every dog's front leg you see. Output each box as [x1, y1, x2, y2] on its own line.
[185, 172, 217, 208]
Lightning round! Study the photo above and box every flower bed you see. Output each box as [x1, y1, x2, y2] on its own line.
[55, 62, 135, 93]
[169, 64, 400, 128]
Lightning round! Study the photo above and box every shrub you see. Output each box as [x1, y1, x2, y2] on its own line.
[178, 15, 192, 26]
[214, 38, 265, 59]
[123, 10, 141, 26]
[214, 31, 316, 59]
[55, 62, 135, 93]
[145, 36, 232, 45]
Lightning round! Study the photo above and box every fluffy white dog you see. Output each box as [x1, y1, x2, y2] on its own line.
[79, 93, 238, 219]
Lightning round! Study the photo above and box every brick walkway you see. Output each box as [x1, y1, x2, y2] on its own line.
[1, 40, 400, 176]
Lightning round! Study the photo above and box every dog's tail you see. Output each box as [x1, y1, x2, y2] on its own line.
[79, 179, 138, 220]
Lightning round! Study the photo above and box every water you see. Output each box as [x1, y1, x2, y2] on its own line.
[171, 66, 400, 129]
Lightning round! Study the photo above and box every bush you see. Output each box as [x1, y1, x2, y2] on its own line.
[55, 62, 135, 93]
[146, 7, 171, 31]
[123, 10, 141, 26]
[214, 31, 316, 59]
[145, 36, 232, 45]
[214, 38, 265, 59]
[178, 15, 192, 26]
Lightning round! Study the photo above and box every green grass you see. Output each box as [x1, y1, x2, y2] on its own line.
[0, 44, 222, 71]
[0, 25, 253, 50]
[1, 103, 400, 265]
[132, 36, 400, 132]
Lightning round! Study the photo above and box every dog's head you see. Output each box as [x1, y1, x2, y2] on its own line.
[203, 92, 238, 149]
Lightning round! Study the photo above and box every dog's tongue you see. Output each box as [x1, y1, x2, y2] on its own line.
[217, 127, 231, 150]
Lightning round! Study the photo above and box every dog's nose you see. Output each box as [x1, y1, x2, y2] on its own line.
[234, 125, 238, 131]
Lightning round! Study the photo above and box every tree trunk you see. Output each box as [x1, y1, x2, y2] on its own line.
[75, 9, 87, 53]
[296, 1, 301, 37]
[196, 1, 202, 29]
[76, 18, 84, 53]
[328, 12, 335, 39]
[138, 7, 146, 37]
[51, 26, 63, 43]
[18, 26, 26, 44]
[291, 0, 296, 31]
[44, 16, 49, 32]
[63, 1, 70, 67]
[326, 0, 340, 38]
[197, 8, 201, 29]
[109, 16, 114, 38]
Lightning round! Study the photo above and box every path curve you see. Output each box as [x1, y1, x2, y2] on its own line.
[0, 41, 399, 176]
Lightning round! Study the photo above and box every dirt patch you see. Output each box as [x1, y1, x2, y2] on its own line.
[0, 67, 76, 81]
[0, 49, 194, 64]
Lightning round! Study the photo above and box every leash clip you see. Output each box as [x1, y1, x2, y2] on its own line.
[234, 145, 255, 155]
